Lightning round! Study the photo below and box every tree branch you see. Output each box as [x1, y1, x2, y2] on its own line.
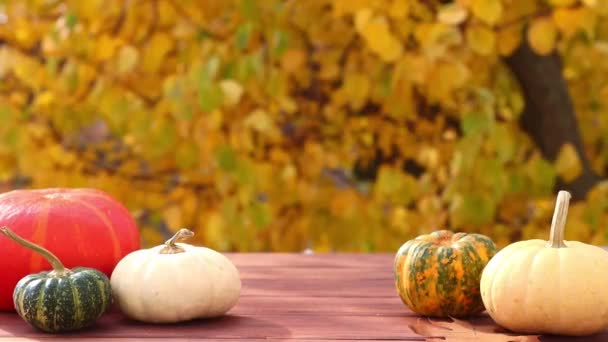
[505, 39, 601, 200]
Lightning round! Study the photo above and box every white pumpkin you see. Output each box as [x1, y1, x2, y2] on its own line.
[110, 229, 241, 323]
[480, 191, 608, 336]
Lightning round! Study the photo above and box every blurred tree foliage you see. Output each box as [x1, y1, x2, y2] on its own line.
[0, 0, 607, 251]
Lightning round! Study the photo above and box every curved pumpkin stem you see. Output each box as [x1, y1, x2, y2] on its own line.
[160, 228, 194, 254]
[547, 191, 571, 248]
[0, 226, 69, 275]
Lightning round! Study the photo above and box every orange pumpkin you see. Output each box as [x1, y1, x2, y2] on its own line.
[0, 188, 140, 311]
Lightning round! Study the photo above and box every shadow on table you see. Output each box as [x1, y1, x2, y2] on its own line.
[0, 311, 293, 340]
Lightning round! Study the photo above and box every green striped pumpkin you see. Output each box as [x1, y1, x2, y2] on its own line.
[1, 227, 112, 333]
[394, 230, 497, 317]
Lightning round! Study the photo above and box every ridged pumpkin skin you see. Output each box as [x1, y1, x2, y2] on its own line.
[13, 267, 112, 333]
[0, 188, 140, 310]
[394, 230, 497, 317]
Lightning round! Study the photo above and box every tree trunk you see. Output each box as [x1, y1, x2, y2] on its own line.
[505, 40, 601, 200]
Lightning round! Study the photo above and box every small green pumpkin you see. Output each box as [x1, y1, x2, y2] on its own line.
[0, 227, 112, 333]
[394, 230, 497, 317]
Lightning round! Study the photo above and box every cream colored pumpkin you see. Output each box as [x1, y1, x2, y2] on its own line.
[480, 191, 608, 336]
[110, 229, 241, 323]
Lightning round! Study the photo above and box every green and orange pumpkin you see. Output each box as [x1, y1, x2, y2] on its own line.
[394, 230, 496, 317]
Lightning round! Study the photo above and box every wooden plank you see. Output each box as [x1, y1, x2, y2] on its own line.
[1, 253, 608, 341]
[232, 296, 411, 316]
[226, 253, 395, 269]
[0, 312, 425, 340]
[238, 267, 392, 280]
[241, 278, 395, 298]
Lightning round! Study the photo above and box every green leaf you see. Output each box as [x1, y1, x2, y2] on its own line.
[249, 201, 271, 228]
[151, 120, 177, 158]
[177, 103, 194, 120]
[5, 129, 18, 148]
[491, 123, 515, 163]
[46, 57, 59, 76]
[271, 29, 289, 57]
[66, 12, 78, 30]
[222, 61, 237, 79]
[196, 28, 211, 41]
[235, 158, 255, 186]
[198, 80, 223, 112]
[0, 105, 13, 122]
[236, 52, 264, 81]
[461, 111, 491, 136]
[527, 156, 556, 195]
[176, 142, 199, 170]
[204, 56, 221, 81]
[507, 172, 527, 194]
[453, 192, 496, 227]
[235, 22, 254, 51]
[239, 0, 259, 21]
[477, 157, 506, 199]
[215, 145, 237, 172]
[67, 67, 79, 92]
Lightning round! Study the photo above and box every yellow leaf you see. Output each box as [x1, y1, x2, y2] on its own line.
[548, 0, 577, 6]
[245, 109, 279, 139]
[552, 7, 594, 38]
[357, 14, 403, 62]
[389, 0, 409, 19]
[32, 91, 55, 111]
[583, 0, 608, 14]
[278, 96, 298, 114]
[414, 23, 460, 59]
[343, 72, 371, 111]
[13, 54, 43, 90]
[354, 8, 373, 32]
[395, 53, 429, 84]
[219, 79, 244, 107]
[14, 19, 37, 49]
[280, 48, 306, 73]
[67, 0, 104, 20]
[141, 33, 173, 73]
[94, 35, 120, 62]
[117, 45, 139, 74]
[427, 61, 470, 103]
[466, 25, 496, 55]
[332, 0, 371, 17]
[204, 211, 228, 250]
[555, 143, 582, 182]
[471, 0, 503, 26]
[0, 47, 13, 77]
[437, 3, 468, 25]
[158, 0, 178, 28]
[281, 164, 297, 183]
[527, 17, 557, 56]
[163, 205, 183, 230]
[48, 144, 76, 167]
[497, 24, 523, 56]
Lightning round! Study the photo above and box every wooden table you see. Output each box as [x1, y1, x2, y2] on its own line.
[1, 253, 606, 341]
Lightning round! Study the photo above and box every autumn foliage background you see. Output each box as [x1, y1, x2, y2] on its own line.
[0, 0, 607, 251]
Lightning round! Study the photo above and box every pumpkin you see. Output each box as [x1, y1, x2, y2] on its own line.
[480, 191, 608, 336]
[0, 188, 140, 311]
[110, 228, 241, 323]
[394, 230, 497, 317]
[1, 227, 112, 333]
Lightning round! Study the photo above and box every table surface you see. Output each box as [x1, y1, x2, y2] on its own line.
[1, 253, 606, 341]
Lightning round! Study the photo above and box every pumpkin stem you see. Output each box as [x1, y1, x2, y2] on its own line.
[0, 226, 69, 275]
[547, 191, 571, 248]
[159, 228, 194, 254]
